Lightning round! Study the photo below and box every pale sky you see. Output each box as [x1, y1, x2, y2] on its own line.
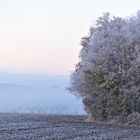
[0, 0, 140, 75]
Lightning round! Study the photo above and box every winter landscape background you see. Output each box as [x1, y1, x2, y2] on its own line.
[0, 0, 139, 115]
[0, 73, 84, 114]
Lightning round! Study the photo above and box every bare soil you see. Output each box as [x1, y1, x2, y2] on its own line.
[0, 113, 140, 140]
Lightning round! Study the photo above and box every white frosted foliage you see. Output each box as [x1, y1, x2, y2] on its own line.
[70, 12, 140, 122]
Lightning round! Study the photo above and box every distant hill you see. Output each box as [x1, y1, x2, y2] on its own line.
[0, 83, 34, 90]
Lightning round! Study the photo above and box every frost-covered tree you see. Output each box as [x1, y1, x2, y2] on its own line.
[70, 12, 140, 121]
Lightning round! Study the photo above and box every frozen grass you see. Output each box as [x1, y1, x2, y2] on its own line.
[0, 113, 140, 140]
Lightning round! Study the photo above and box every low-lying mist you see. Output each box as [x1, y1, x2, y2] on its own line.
[0, 73, 85, 115]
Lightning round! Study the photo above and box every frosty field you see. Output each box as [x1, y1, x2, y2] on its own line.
[0, 114, 140, 140]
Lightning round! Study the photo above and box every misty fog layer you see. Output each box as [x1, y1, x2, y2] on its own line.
[0, 73, 85, 114]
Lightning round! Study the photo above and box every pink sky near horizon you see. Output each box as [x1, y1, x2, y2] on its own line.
[0, 46, 81, 75]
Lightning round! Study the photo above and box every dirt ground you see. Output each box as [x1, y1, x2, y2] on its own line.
[0, 113, 140, 140]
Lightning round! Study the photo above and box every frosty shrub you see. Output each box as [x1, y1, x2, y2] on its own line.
[69, 12, 140, 122]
